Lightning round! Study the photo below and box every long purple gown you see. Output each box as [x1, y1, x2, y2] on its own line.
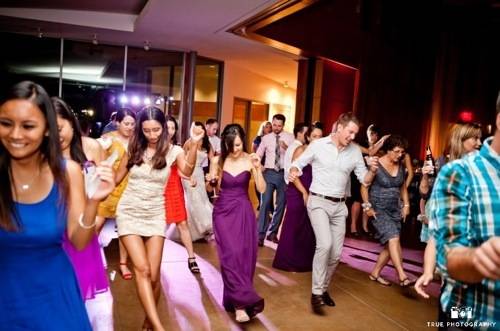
[273, 165, 315, 272]
[213, 170, 264, 317]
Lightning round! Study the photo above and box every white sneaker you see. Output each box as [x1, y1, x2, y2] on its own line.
[235, 309, 250, 323]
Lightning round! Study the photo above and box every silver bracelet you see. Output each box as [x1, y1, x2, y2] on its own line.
[361, 202, 372, 211]
[78, 213, 96, 229]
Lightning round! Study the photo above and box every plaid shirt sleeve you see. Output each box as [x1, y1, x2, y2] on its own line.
[430, 161, 474, 280]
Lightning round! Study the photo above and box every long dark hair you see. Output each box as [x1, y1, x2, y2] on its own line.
[0, 81, 67, 231]
[166, 115, 179, 145]
[220, 124, 247, 166]
[194, 121, 212, 153]
[52, 97, 87, 165]
[127, 107, 169, 170]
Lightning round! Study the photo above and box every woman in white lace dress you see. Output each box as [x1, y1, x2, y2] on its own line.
[115, 107, 203, 331]
[182, 122, 214, 241]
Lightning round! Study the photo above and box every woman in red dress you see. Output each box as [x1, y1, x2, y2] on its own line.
[164, 116, 199, 273]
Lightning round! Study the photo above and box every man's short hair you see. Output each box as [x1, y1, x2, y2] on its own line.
[293, 122, 307, 137]
[205, 118, 218, 126]
[337, 112, 360, 128]
[272, 114, 286, 123]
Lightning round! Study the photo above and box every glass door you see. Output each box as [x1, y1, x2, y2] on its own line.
[233, 98, 269, 150]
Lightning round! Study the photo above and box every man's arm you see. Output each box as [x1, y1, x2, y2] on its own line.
[431, 163, 499, 283]
[256, 135, 266, 158]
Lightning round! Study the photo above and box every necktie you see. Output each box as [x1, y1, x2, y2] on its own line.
[274, 134, 281, 171]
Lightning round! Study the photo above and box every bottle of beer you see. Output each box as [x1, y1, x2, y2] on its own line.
[424, 145, 435, 175]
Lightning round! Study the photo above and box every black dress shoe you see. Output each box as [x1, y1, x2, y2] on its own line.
[322, 292, 336, 307]
[311, 294, 325, 315]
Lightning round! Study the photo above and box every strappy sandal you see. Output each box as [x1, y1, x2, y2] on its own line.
[188, 257, 200, 273]
[119, 262, 133, 280]
[399, 277, 415, 287]
[369, 274, 391, 286]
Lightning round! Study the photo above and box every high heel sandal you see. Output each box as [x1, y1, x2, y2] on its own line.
[188, 257, 200, 273]
[119, 262, 133, 280]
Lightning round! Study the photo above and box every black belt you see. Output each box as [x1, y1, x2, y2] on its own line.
[310, 192, 346, 203]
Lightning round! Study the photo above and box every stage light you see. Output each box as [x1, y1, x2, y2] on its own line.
[155, 97, 164, 105]
[119, 95, 128, 104]
[131, 96, 140, 106]
[144, 97, 151, 105]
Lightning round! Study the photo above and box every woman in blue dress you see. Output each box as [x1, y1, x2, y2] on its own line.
[0, 81, 115, 330]
[361, 135, 413, 287]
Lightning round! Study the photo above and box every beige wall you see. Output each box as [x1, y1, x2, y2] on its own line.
[221, 62, 297, 132]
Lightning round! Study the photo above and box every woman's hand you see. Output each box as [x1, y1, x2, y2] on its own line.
[249, 153, 262, 170]
[189, 177, 197, 187]
[190, 122, 205, 143]
[89, 164, 115, 201]
[302, 192, 309, 206]
[402, 205, 410, 222]
[365, 208, 377, 219]
[421, 164, 434, 176]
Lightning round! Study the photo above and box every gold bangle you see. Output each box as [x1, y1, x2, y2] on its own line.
[78, 213, 96, 229]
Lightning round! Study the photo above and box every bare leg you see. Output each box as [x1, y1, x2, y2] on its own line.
[118, 238, 132, 276]
[121, 235, 165, 331]
[387, 237, 408, 281]
[362, 213, 369, 233]
[176, 221, 195, 258]
[350, 202, 361, 233]
[370, 246, 390, 277]
[143, 236, 165, 331]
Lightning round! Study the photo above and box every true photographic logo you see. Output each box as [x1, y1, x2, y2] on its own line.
[450, 306, 473, 319]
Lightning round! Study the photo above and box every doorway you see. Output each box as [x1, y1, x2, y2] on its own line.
[233, 98, 269, 151]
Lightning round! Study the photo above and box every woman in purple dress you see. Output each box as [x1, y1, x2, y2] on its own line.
[53, 97, 113, 330]
[273, 124, 323, 271]
[209, 124, 266, 323]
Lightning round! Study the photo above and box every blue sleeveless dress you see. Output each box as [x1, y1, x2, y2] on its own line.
[0, 184, 91, 330]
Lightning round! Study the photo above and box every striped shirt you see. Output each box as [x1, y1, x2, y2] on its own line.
[429, 137, 500, 328]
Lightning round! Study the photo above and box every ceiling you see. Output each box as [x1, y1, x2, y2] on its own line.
[0, 0, 300, 88]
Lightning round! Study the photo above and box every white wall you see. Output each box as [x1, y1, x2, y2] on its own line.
[221, 62, 297, 132]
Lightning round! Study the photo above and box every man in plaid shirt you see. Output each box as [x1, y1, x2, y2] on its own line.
[429, 93, 500, 330]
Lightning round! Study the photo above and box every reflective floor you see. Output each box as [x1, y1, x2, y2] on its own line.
[107, 235, 439, 331]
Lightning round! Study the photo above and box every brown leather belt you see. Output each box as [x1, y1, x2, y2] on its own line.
[310, 192, 346, 203]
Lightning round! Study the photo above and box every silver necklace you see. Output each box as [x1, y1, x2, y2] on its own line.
[14, 168, 41, 191]
[144, 150, 155, 162]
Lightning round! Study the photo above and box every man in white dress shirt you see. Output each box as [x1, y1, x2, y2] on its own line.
[289, 112, 379, 314]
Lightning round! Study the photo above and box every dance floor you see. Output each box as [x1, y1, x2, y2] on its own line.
[107, 234, 440, 330]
